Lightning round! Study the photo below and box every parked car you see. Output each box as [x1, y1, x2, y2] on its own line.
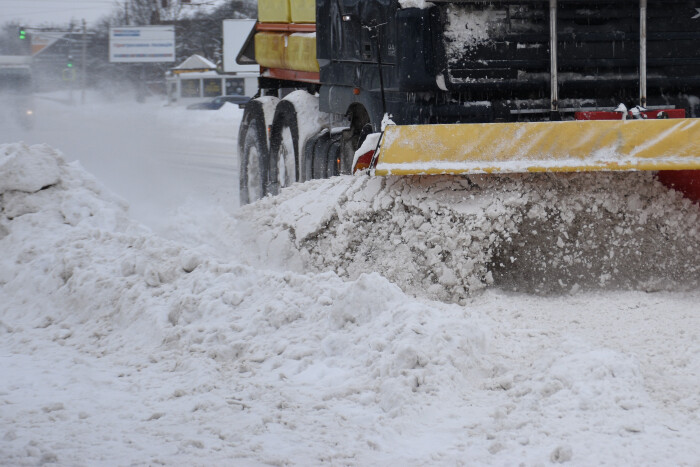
[187, 95, 251, 110]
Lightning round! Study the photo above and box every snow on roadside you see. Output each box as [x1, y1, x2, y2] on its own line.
[0, 142, 489, 464]
[1, 142, 699, 465]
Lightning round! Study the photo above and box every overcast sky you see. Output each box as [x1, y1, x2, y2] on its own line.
[1, 0, 118, 27]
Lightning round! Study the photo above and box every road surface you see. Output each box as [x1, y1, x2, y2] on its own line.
[0, 93, 242, 228]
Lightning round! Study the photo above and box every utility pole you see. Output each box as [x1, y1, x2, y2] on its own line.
[81, 19, 87, 104]
[68, 25, 74, 104]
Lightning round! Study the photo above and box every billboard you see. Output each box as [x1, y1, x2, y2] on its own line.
[109, 26, 175, 63]
[222, 20, 258, 73]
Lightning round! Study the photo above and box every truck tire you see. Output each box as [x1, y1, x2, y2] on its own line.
[268, 100, 300, 196]
[312, 132, 332, 179]
[326, 134, 343, 177]
[303, 129, 327, 181]
[239, 100, 270, 205]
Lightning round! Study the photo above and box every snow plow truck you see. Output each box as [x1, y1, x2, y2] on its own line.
[236, 0, 700, 205]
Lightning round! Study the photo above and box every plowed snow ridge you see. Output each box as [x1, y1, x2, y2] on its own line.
[241, 172, 700, 301]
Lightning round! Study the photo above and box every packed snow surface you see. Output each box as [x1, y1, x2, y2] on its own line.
[1, 100, 700, 466]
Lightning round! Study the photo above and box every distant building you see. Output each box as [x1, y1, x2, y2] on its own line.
[165, 54, 257, 104]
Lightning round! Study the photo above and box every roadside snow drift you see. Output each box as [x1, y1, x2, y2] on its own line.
[2, 142, 699, 465]
[0, 142, 489, 464]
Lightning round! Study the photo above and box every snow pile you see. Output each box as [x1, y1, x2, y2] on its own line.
[0, 143, 60, 193]
[240, 175, 516, 302]
[0, 142, 487, 463]
[490, 172, 700, 293]
[240, 171, 700, 302]
[0, 143, 131, 233]
[2, 141, 700, 464]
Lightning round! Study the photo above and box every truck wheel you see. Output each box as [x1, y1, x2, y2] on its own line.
[327, 134, 343, 177]
[268, 100, 299, 196]
[239, 100, 270, 205]
[312, 132, 332, 179]
[303, 129, 327, 181]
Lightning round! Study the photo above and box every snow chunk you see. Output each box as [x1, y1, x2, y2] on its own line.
[0, 143, 61, 193]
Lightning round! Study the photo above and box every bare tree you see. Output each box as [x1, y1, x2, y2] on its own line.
[118, 0, 185, 26]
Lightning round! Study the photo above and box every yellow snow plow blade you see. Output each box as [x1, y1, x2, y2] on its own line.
[375, 119, 700, 175]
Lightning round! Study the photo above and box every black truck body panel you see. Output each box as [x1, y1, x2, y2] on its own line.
[316, 0, 700, 128]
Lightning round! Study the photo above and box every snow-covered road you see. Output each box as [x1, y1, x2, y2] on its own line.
[0, 94, 241, 228]
[1, 95, 699, 466]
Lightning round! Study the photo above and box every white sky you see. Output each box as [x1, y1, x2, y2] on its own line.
[1, 0, 118, 28]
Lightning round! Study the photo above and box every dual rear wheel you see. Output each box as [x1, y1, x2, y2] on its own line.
[239, 98, 299, 205]
[238, 97, 278, 205]
[239, 93, 368, 205]
[268, 100, 300, 197]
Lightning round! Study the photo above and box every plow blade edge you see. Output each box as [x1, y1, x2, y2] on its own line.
[375, 119, 700, 176]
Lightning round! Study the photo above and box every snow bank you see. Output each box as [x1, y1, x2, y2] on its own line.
[239, 171, 700, 301]
[0, 143, 488, 464]
[0, 143, 131, 232]
[2, 141, 699, 465]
